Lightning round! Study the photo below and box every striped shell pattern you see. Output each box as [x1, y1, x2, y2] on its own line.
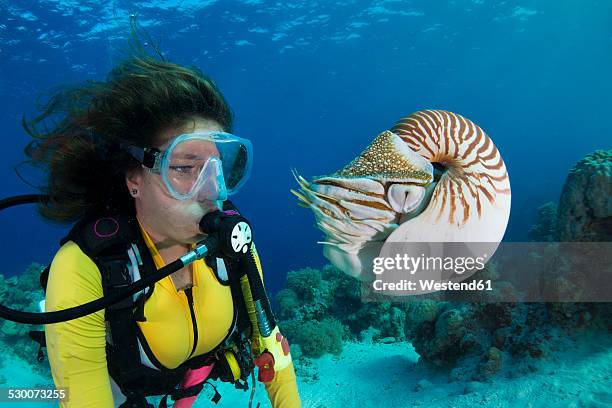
[293, 109, 511, 281]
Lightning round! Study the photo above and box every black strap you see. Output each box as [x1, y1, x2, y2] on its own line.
[28, 330, 46, 362]
[40, 265, 50, 293]
[159, 380, 221, 408]
[98, 251, 145, 386]
[118, 392, 154, 408]
[159, 383, 203, 408]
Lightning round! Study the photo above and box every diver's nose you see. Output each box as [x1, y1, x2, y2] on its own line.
[194, 158, 228, 202]
[194, 187, 214, 203]
[194, 182, 227, 202]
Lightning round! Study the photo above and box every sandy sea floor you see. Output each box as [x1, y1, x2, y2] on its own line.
[1, 332, 610, 408]
[203, 333, 612, 408]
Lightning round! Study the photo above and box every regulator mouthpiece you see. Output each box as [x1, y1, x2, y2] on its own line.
[199, 210, 253, 258]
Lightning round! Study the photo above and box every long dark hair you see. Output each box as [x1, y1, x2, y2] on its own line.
[21, 53, 233, 222]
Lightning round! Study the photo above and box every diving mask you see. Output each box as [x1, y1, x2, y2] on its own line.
[125, 131, 253, 201]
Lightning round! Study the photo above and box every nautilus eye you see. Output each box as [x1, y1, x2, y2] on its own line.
[293, 109, 511, 281]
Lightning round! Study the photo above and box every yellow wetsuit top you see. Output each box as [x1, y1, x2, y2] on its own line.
[44, 224, 301, 407]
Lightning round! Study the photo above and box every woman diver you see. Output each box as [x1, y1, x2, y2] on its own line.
[18, 48, 301, 407]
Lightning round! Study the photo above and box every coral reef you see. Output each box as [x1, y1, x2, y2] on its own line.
[528, 202, 557, 242]
[412, 306, 469, 367]
[280, 318, 344, 358]
[0, 263, 50, 377]
[556, 149, 612, 242]
[276, 264, 407, 358]
[277, 267, 335, 322]
[278, 149, 611, 386]
[278, 265, 610, 382]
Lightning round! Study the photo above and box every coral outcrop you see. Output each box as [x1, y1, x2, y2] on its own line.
[557, 150, 612, 242]
[528, 202, 557, 242]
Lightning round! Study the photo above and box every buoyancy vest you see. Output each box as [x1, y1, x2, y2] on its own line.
[29, 201, 256, 407]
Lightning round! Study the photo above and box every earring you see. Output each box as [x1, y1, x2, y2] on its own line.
[131, 188, 138, 196]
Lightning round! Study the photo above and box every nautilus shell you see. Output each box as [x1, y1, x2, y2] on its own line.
[292, 109, 511, 281]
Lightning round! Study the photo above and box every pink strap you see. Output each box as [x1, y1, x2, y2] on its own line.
[172, 364, 215, 408]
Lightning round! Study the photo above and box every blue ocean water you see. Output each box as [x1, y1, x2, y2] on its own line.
[1, 2, 612, 408]
[1, 0, 611, 293]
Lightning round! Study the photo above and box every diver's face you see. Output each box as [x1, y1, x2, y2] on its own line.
[127, 118, 224, 247]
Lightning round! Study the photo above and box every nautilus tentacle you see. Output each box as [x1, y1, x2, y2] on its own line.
[293, 109, 511, 281]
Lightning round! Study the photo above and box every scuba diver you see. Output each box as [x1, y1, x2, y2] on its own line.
[0, 53, 301, 407]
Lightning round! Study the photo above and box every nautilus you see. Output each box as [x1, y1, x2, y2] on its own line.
[292, 109, 511, 281]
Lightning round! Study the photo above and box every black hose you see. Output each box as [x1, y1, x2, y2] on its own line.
[0, 194, 47, 211]
[242, 248, 276, 333]
[0, 258, 186, 325]
[199, 209, 276, 334]
[0, 194, 219, 325]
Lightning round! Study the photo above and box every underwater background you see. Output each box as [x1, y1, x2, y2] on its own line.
[0, 1, 611, 407]
[1, 0, 611, 291]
